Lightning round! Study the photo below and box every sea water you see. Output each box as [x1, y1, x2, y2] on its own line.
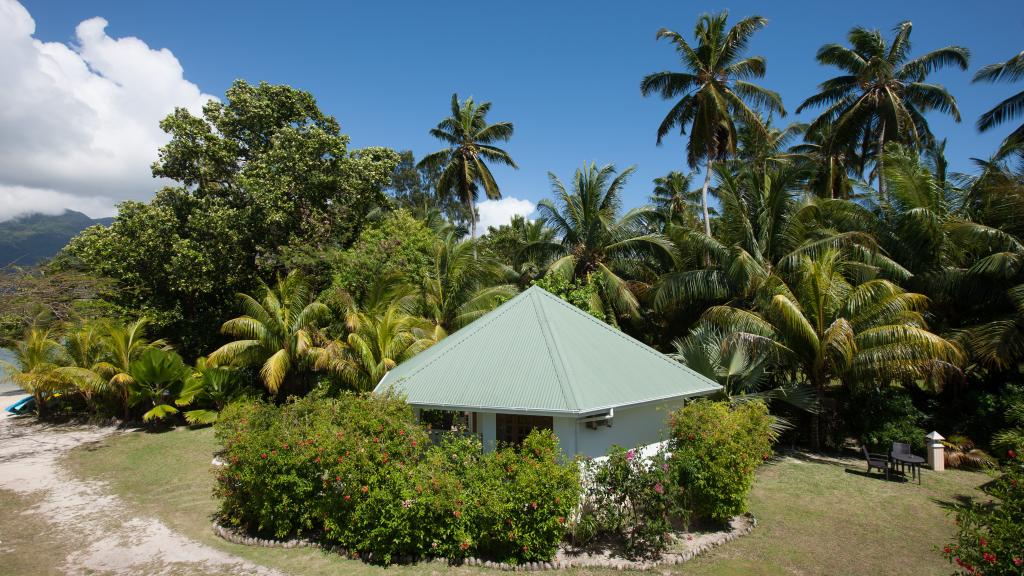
[0, 348, 21, 397]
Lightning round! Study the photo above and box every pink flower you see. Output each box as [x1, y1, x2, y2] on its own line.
[654, 482, 664, 494]
[260, 453, 268, 459]
[626, 449, 635, 461]
[1012, 557, 1022, 566]
[402, 499, 412, 509]
[661, 463, 669, 472]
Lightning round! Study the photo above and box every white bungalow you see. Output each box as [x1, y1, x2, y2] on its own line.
[374, 285, 721, 458]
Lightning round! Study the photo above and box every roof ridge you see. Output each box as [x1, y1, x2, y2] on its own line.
[531, 286, 713, 381]
[529, 291, 580, 412]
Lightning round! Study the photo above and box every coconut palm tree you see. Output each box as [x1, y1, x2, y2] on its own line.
[650, 171, 702, 229]
[94, 318, 167, 420]
[641, 11, 785, 236]
[418, 94, 517, 238]
[796, 21, 969, 199]
[0, 327, 65, 418]
[973, 50, 1024, 157]
[482, 215, 557, 288]
[419, 233, 518, 331]
[316, 304, 441, 392]
[530, 163, 676, 319]
[208, 272, 330, 395]
[701, 249, 962, 448]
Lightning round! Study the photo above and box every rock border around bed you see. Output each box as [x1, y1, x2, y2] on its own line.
[212, 512, 756, 571]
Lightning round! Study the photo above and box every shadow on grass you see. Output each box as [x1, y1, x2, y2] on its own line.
[843, 468, 910, 483]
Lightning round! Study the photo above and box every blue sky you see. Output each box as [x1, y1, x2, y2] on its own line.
[15, 0, 1024, 218]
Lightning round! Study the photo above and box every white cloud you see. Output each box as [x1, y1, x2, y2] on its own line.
[476, 197, 536, 232]
[0, 0, 215, 221]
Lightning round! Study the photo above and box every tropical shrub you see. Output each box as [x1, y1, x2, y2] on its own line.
[577, 445, 681, 558]
[942, 450, 1023, 575]
[215, 395, 580, 565]
[668, 400, 774, 523]
[215, 392, 423, 540]
[128, 348, 193, 423]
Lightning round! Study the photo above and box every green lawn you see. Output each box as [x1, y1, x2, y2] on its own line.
[62, 427, 987, 576]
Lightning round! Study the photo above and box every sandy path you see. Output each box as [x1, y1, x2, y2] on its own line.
[0, 413, 283, 576]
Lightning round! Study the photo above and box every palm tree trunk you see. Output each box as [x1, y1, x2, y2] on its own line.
[34, 390, 46, 419]
[701, 157, 713, 237]
[876, 121, 886, 203]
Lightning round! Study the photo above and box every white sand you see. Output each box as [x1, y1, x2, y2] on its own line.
[0, 413, 282, 576]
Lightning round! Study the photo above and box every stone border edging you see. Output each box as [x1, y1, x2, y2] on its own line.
[212, 512, 756, 571]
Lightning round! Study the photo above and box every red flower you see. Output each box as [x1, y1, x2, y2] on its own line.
[943, 546, 952, 555]
[983, 551, 997, 565]
[314, 457, 321, 464]
[979, 537, 987, 548]
[335, 475, 341, 482]
[654, 482, 665, 494]
[1013, 557, 1022, 566]
[361, 485, 369, 494]
[399, 429, 405, 436]
[557, 517, 565, 524]
[260, 453, 268, 459]
[282, 443, 289, 449]
[1008, 449, 1017, 459]
[373, 437, 379, 443]
[453, 510, 462, 518]
[344, 495, 350, 501]
[530, 502, 537, 510]
[411, 440, 417, 447]
[337, 456, 344, 463]
[460, 541, 469, 551]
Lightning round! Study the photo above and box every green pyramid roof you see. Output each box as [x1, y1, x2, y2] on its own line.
[375, 285, 721, 416]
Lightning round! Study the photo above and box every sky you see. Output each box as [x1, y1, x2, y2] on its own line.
[2, 0, 1022, 227]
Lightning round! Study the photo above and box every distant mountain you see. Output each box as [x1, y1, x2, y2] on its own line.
[0, 210, 114, 266]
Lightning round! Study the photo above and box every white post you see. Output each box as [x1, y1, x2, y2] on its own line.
[926, 431, 945, 471]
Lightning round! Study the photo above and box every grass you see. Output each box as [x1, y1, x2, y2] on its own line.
[61, 426, 988, 576]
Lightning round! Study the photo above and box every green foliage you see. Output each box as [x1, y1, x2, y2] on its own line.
[128, 348, 192, 423]
[668, 400, 774, 523]
[578, 445, 681, 558]
[841, 386, 927, 452]
[942, 451, 1023, 575]
[63, 80, 398, 358]
[329, 210, 437, 302]
[214, 396, 579, 565]
[532, 274, 603, 320]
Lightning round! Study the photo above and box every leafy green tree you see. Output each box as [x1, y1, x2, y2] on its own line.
[328, 210, 438, 303]
[482, 215, 555, 288]
[641, 11, 785, 236]
[0, 327, 65, 418]
[419, 234, 517, 331]
[64, 80, 398, 358]
[796, 21, 969, 199]
[419, 94, 517, 238]
[128, 348, 193, 423]
[973, 50, 1024, 157]
[208, 272, 330, 396]
[531, 163, 675, 320]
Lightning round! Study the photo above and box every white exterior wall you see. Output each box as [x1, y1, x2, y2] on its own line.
[421, 399, 686, 458]
[566, 398, 685, 458]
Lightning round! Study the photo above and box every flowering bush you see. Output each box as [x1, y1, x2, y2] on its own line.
[215, 396, 580, 565]
[942, 449, 1024, 575]
[215, 391, 424, 541]
[668, 400, 774, 523]
[576, 444, 682, 558]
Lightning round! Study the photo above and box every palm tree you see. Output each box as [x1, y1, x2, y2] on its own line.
[419, 233, 518, 331]
[796, 21, 969, 200]
[973, 50, 1024, 157]
[208, 272, 330, 395]
[56, 321, 109, 415]
[177, 357, 243, 425]
[788, 123, 862, 200]
[651, 171, 702, 229]
[702, 249, 962, 448]
[482, 214, 556, 287]
[530, 163, 676, 319]
[641, 11, 785, 236]
[0, 328, 65, 418]
[418, 94, 517, 238]
[94, 318, 167, 420]
[316, 304, 441, 392]
[128, 348, 193, 424]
